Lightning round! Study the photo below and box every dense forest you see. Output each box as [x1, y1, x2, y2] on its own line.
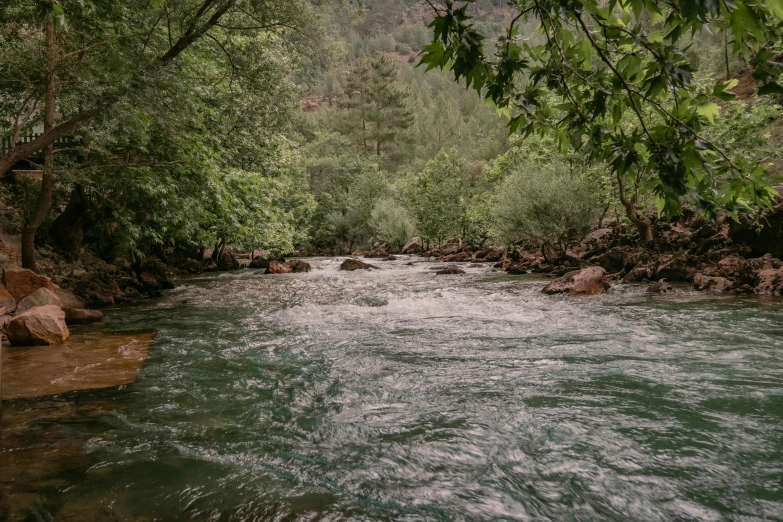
[0, 0, 782, 289]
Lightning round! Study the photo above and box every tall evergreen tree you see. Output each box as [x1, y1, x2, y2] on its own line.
[337, 54, 413, 159]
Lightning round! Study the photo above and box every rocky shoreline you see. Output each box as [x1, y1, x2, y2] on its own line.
[1, 204, 781, 345]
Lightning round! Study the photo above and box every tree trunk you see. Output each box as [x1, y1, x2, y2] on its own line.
[49, 185, 89, 262]
[616, 172, 653, 242]
[21, 20, 57, 272]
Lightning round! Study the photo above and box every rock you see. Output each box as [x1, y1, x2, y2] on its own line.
[624, 265, 652, 283]
[182, 259, 202, 273]
[435, 266, 465, 275]
[753, 267, 783, 296]
[267, 260, 292, 274]
[64, 308, 104, 325]
[693, 273, 733, 294]
[474, 247, 504, 262]
[56, 288, 85, 310]
[542, 266, 610, 295]
[595, 247, 636, 274]
[653, 254, 698, 282]
[138, 257, 175, 292]
[401, 237, 424, 255]
[0, 284, 16, 312]
[249, 257, 272, 269]
[217, 250, 240, 270]
[340, 258, 378, 271]
[440, 238, 461, 256]
[580, 228, 613, 249]
[287, 260, 311, 273]
[6, 305, 69, 346]
[16, 287, 63, 314]
[0, 314, 11, 329]
[648, 280, 675, 294]
[3, 267, 57, 302]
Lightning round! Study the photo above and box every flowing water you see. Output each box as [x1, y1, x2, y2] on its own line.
[1, 257, 782, 521]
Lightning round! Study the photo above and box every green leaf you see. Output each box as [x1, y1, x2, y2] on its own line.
[697, 101, 720, 123]
[758, 82, 783, 95]
[767, 0, 783, 19]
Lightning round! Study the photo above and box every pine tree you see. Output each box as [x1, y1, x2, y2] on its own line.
[337, 54, 413, 159]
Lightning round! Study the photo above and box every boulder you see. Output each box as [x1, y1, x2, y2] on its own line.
[16, 287, 63, 314]
[6, 305, 69, 346]
[249, 257, 272, 270]
[3, 267, 56, 302]
[435, 266, 466, 275]
[401, 237, 424, 255]
[0, 284, 16, 312]
[217, 250, 240, 270]
[57, 288, 85, 310]
[440, 238, 461, 256]
[287, 260, 311, 273]
[753, 267, 783, 296]
[693, 273, 733, 294]
[64, 308, 104, 325]
[267, 260, 292, 274]
[340, 258, 378, 271]
[542, 266, 610, 295]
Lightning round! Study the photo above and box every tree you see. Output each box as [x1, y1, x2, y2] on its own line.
[369, 198, 416, 251]
[408, 150, 467, 246]
[338, 54, 414, 158]
[0, 0, 330, 269]
[419, 0, 783, 237]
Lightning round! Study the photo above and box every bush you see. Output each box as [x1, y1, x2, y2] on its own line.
[491, 160, 601, 258]
[369, 198, 416, 251]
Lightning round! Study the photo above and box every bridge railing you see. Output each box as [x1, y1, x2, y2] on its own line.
[1, 135, 79, 157]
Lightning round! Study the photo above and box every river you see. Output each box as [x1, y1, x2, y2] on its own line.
[1, 257, 782, 521]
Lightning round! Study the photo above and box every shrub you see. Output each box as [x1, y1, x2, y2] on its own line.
[491, 160, 601, 258]
[369, 198, 415, 251]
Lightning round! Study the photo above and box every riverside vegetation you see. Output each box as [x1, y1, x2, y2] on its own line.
[1, 0, 783, 339]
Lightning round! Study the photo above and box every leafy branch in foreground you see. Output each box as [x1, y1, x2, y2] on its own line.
[420, 0, 783, 239]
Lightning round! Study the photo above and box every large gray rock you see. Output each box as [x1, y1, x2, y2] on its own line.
[7, 305, 69, 346]
[542, 266, 610, 295]
[16, 287, 63, 314]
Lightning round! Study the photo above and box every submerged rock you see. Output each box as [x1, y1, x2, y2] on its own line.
[64, 308, 104, 325]
[1, 330, 155, 399]
[435, 266, 466, 275]
[7, 305, 70, 346]
[648, 280, 675, 294]
[16, 287, 63, 314]
[340, 258, 378, 271]
[542, 266, 610, 296]
[3, 267, 57, 302]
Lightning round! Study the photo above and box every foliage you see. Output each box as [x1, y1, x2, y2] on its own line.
[491, 160, 602, 256]
[407, 151, 467, 245]
[420, 0, 783, 220]
[369, 197, 416, 250]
